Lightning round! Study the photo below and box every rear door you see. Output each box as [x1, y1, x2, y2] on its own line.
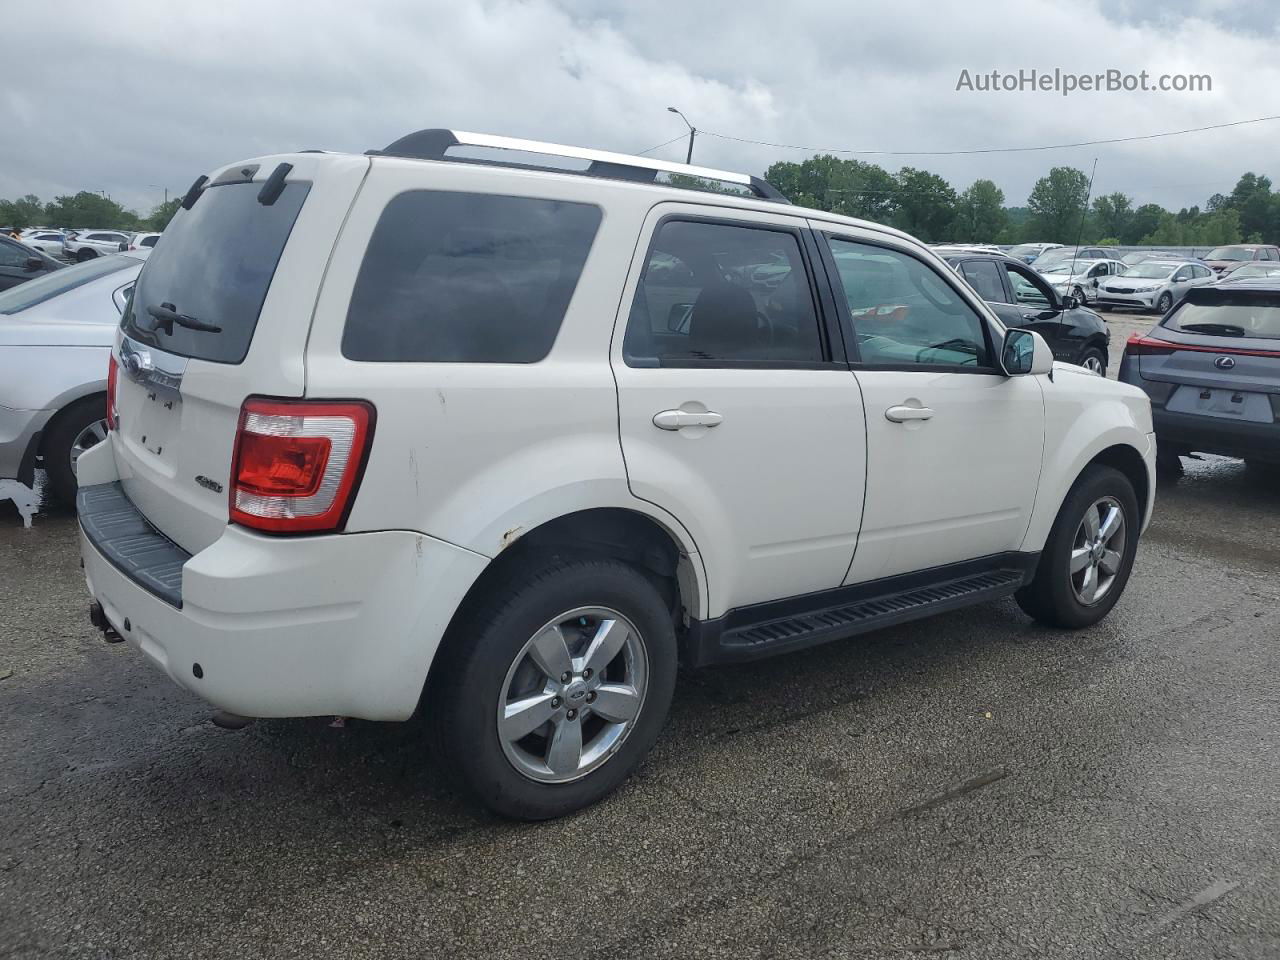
[111, 153, 369, 553]
[612, 204, 866, 618]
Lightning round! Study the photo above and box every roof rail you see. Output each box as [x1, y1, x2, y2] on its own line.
[370, 129, 790, 203]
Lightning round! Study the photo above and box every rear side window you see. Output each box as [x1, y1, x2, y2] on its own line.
[140, 235, 158, 247]
[959, 260, 1007, 303]
[123, 180, 310, 363]
[342, 191, 601, 363]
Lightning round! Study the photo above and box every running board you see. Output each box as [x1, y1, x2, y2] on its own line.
[684, 553, 1038, 667]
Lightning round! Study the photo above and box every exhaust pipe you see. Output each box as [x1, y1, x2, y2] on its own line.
[89, 601, 123, 643]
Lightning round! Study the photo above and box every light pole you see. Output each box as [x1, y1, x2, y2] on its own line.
[147, 184, 170, 206]
[667, 106, 696, 164]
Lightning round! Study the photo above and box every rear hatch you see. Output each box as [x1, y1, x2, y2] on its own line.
[111, 153, 369, 554]
[1128, 284, 1280, 424]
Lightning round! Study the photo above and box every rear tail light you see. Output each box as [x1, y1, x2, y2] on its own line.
[106, 354, 118, 430]
[229, 398, 375, 534]
[1125, 334, 1179, 357]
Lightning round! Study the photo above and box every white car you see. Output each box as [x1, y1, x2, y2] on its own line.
[1037, 258, 1127, 304]
[20, 229, 69, 258]
[0, 253, 146, 503]
[77, 130, 1155, 820]
[64, 230, 130, 262]
[1095, 259, 1216, 313]
[126, 232, 161, 252]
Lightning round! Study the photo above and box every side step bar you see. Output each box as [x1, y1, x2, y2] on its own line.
[685, 553, 1038, 667]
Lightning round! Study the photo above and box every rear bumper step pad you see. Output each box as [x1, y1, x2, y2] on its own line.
[78, 482, 189, 608]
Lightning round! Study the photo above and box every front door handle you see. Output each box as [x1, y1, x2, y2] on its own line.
[885, 404, 934, 423]
[653, 409, 724, 431]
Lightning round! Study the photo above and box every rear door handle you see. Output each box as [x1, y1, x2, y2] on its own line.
[885, 404, 934, 423]
[653, 409, 724, 430]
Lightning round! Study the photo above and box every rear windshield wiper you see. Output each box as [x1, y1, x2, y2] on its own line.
[1177, 322, 1246, 337]
[146, 302, 222, 334]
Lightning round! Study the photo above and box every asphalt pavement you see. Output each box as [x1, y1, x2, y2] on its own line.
[2, 309, 1277, 959]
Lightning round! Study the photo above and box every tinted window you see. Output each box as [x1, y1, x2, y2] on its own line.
[624, 220, 823, 365]
[343, 191, 600, 363]
[1003, 264, 1053, 308]
[123, 180, 310, 363]
[959, 260, 1007, 303]
[0, 239, 28, 267]
[828, 238, 989, 368]
[0, 255, 137, 314]
[140, 235, 158, 247]
[1165, 301, 1280, 339]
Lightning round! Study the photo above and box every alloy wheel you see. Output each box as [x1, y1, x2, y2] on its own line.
[69, 418, 109, 476]
[1069, 496, 1126, 605]
[497, 606, 648, 784]
[1082, 354, 1105, 375]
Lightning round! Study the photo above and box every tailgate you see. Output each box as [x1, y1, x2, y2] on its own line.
[111, 153, 369, 554]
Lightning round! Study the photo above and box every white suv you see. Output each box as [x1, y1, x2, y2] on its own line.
[78, 130, 1156, 819]
[64, 230, 129, 261]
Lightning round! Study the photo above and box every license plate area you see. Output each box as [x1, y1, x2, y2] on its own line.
[1167, 385, 1274, 423]
[133, 389, 182, 458]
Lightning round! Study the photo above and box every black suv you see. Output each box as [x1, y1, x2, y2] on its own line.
[942, 251, 1111, 374]
[0, 235, 62, 291]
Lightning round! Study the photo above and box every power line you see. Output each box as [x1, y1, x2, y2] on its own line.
[635, 134, 688, 156]
[698, 114, 1280, 158]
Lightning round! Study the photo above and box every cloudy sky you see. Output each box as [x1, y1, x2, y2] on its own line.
[5, 0, 1278, 217]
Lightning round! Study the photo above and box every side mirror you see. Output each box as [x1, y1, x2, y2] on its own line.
[1001, 328, 1054, 376]
[24, 256, 43, 272]
[1060, 294, 1080, 311]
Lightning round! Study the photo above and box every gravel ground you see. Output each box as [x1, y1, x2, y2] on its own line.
[2, 308, 1277, 959]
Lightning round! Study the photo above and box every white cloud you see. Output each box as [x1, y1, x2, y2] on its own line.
[2, 0, 1277, 218]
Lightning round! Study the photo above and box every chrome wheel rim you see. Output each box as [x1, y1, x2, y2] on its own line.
[497, 606, 648, 784]
[1082, 354, 1104, 375]
[69, 419, 109, 476]
[1072, 285, 1085, 303]
[1070, 496, 1127, 606]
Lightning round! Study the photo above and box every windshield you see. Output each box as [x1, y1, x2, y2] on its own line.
[1008, 244, 1045, 257]
[123, 179, 310, 363]
[1227, 264, 1280, 279]
[1041, 261, 1096, 276]
[1205, 246, 1255, 261]
[1121, 263, 1177, 279]
[1165, 301, 1280, 339]
[0, 255, 138, 315]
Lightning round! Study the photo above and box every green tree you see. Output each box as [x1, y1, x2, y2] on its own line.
[891, 167, 957, 241]
[0, 194, 45, 230]
[1125, 203, 1166, 245]
[145, 198, 182, 231]
[1026, 167, 1091, 242]
[951, 179, 1006, 241]
[764, 154, 898, 223]
[43, 191, 140, 230]
[1090, 192, 1132, 245]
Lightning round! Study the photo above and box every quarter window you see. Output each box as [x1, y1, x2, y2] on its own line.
[343, 191, 601, 363]
[827, 238, 990, 368]
[624, 219, 824, 365]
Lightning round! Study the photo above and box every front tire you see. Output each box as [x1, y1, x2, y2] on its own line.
[1156, 291, 1173, 313]
[433, 557, 677, 820]
[1071, 284, 1087, 304]
[1016, 465, 1139, 629]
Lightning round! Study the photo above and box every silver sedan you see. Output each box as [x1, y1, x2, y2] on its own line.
[1094, 259, 1216, 314]
[0, 253, 146, 504]
[1036, 258, 1127, 305]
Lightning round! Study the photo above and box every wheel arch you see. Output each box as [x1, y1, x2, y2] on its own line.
[37, 389, 106, 461]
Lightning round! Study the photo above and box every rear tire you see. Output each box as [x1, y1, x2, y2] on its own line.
[75, 248, 97, 262]
[1078, 346, 1107, 376]
[42, 396, 109, 507]
[432, 557, 677, 820]
[1016, 464, 1139, 629]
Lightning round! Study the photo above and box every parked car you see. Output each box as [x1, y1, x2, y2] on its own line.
[1033, 246, 1121, 274]
[0, 234, 63, 290]
[1036, 258, 1127, 305]
[127, 232, 161, 251]
[20, 229, 69, 257]
[0, 254, 146, 504]
[943, 251, 1112, 373]
[1201, 244, 1280, 277]
[77, 130, 1155, 820]
[63, 230, 130, 262]
[1007, 242, 1063, 264]
[1119, 280, 1280, 474]
[1217, 262, 1280, 282]
[1120, 250, 1184, 266]
[1095, 259, 1216, 313]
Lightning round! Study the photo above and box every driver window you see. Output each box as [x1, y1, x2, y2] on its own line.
[1173, 267, 1191, 281]
[624, 220, 824, 366]
[1002, 264, 1053, 309]
[826, 237, 990, 368]
[1088, 264, 1106, 278]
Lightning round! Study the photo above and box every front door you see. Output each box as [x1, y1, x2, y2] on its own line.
[817, 232, 1045, 584]
[612, 206, 867, 619]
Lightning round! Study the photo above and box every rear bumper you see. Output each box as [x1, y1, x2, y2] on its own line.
[0, 403, 49, 485]
[78, 470, 489, 721]
[1153, 407, 1280, 462]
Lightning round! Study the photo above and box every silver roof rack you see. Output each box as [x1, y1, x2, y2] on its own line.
[369, 128, 789, 203]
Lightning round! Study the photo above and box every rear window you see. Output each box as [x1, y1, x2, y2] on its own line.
[342, 191, 601, 363]
[1165, 299, 1280, 339]
[140, 235, 158, 247]
[0, 255, 137, 315]
[122, 180, 310, 363]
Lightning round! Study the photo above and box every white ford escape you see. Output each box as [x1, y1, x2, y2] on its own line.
[78, 130, 1155, 819]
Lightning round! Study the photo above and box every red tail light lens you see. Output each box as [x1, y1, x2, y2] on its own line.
[1126, 333, 1280, 359]
[106, 354, 118, 430]
[229, 398, 375, 534]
